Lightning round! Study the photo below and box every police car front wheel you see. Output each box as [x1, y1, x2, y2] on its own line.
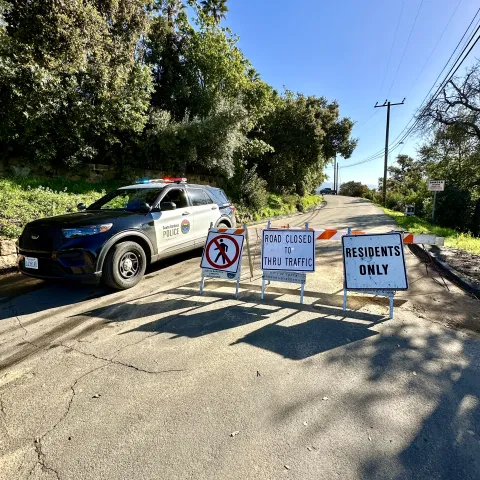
[103, 241, 147, 290]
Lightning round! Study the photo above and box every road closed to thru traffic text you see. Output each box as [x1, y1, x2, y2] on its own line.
[201, 232, 245, 274]
[342, 233, 408, 290]
[262, 229, 315, 272]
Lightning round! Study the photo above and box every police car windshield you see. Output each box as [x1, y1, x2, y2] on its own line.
[88, 188, 165, 212]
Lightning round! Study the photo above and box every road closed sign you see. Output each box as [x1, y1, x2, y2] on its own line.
[262, 229, 316, 272]
[200, 231, 245, 274]
[342, 233, 408, 290]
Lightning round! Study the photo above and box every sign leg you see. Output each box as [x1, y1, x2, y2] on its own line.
[243, 222, 254, 279]
[200, 274, 205, 295]
[389, 294, 394, 319]
[261, 278, 265, 300]
[343, 288, 347, 312]
[300, 282, 305, 304]
[235, 279, 240, 298]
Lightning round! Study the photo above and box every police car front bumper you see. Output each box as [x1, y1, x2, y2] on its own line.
[18, 250, 102, 284]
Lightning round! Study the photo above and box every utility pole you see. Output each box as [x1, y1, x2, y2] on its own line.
[333, 155, 337, 192]
[336, 162, 339, 194]
[374, 99, 405, 206]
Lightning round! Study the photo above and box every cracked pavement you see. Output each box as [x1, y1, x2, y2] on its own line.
[1, 196, 480, 479]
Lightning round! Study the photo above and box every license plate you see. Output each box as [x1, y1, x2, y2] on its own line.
[25, 257, 38, 269]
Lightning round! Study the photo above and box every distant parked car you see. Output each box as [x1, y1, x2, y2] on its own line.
[320, 188, 336, 195]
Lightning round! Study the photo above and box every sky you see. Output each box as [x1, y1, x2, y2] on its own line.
[221, 0, 480, 188]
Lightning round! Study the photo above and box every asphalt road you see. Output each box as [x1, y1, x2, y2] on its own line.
[1, 195, 480, 480]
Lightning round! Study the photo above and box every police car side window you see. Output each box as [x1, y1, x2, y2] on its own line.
[161, 188, 188, 209]
[189, 188, 210, 206]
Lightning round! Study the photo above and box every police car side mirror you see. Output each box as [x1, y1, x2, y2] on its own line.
[77, 203, 87, 211]
[161, 201, 176, 211]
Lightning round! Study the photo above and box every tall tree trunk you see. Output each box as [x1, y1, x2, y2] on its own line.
[473, 198, 480, 237]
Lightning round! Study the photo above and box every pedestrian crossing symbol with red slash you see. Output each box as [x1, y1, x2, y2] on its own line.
[201, 232, 245, 274]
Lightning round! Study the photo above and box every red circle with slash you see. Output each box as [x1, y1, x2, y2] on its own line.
[205, 235, 240, 269]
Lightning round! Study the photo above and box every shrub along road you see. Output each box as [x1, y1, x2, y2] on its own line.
[1, 196, 479, 480]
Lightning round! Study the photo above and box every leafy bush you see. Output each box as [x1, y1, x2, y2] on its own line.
[299, 194, 323, 212]
[226, 165, 268, 213]
[434, 184, 473, 232]
[340, 181, 369, 197]
[0, 177, 120, 239]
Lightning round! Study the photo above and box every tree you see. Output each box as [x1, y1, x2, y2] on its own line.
[257, 92, 357, 195]
[201, 0, 228, 24]
[339, 181, 369, 197]
[0, 0, 153, 167]
[417, 63, 480, 140]
[417, 61, 480, 233]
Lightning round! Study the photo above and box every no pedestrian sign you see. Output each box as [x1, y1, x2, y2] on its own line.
[200, 231, 245, 274]
[261, 230, 315, 272]
[342, 233, 408, 290]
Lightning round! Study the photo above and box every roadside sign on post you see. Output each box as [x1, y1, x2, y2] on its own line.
[428, 180, 445, 223]
[200, 229, 245, 297]
[428, 180, 445, 191]
[261, 226, 315, 303]
[342, 232, 408, 318]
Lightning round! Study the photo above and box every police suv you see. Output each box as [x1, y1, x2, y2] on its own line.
[18, 178, 236, 289]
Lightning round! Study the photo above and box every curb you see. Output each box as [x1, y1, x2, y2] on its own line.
[241, 201, 327, 227]
[408, 244, 480, 299]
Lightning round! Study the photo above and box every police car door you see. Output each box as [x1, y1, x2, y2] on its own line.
[154, 187, 195, 255]
[187, 187, 220, 247]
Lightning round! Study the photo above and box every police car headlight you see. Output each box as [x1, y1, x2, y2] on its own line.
[62, 224, 113, 239]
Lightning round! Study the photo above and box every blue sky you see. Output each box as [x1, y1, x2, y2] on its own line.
[223, 0, 479, 188]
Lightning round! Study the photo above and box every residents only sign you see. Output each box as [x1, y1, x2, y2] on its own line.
[261, 230, 315, 272]
[342, 233, 408, 290]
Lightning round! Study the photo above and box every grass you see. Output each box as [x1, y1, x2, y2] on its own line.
[382, 207, 480, 255]
[243, 193, 322, 223]
[0, 177, 122, 239]
[0, 176, 323, 239]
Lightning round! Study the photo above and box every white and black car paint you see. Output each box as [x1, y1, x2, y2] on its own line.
[18, 180, 236, 289]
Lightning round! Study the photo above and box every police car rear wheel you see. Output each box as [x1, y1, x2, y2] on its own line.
[103, 241, 147, 290]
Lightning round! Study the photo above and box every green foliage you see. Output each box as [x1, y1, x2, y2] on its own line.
[433, 184, 473, 232]
[0, 0, 357, 211]
[0, 177, 117, 238]
[382, 208, 480, 255]
[226, 164, 268, 212]
[0, 0, 153, 167]
[299, 194, 323, 212]
[256, 92, 356, 195]
[339, 181, 369, 197]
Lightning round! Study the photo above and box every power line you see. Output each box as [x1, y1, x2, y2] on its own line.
[339, 9, 480, 173]
[386, 0, 425, 98]
[371, 9, 480, 158]
[379, 1, 405, 96]
[406, 0, 463, 99]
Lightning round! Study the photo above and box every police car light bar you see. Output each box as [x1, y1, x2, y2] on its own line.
[161, 177, 188, 184]
[135, 177, 187, 184]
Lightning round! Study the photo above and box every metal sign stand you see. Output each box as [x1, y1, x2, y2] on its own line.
[341, 227, 396, 319]
[261, 221, 309, 304]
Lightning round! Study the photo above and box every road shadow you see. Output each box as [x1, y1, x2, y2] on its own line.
[0, 249, 205, 321]
[271, 316, 480, 479]
[230, 316, 378, 360]
[342, 213, 397, 231]
[68, 286, 388, 360]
